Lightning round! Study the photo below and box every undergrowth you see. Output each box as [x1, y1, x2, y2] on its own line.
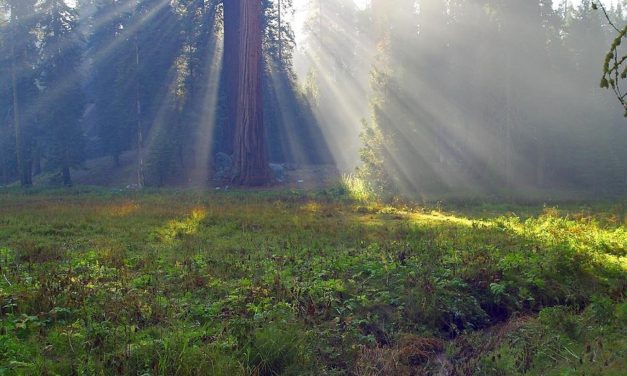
[0, 190, 624, 375]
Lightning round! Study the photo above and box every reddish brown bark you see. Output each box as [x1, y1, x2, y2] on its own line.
[232, 0, 270, 186]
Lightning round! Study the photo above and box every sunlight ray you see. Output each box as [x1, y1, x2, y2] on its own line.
[86, 0, 171, 68]
[300, 48, 371, 170]
[187, 32, 223, 186]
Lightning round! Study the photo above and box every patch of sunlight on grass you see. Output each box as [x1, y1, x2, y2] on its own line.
[494, 209, 626, 260]
[599, 253, 627, 271]
[408, 210, 477, 227]
[349, 205, 479, 229]
[301, 201, 321, 214]
[100, 201, 140, 217]
[154, 207, 207, 244]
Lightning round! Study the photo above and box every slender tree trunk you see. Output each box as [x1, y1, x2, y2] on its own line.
[232, 0, 270, 186]
[223, 0, 241, 155]
[62, 166, 72, 187]
[10, 8, 31, 187]
[187, 32, 196, 169]
[62, 134, 72, 186]
[178, 143, 185, 169]
[535, 139, 544, 188]
[0, 132, 6, 185]
[278, 0, 282, 63]
[32, 144, 41, 176]
[504, 52, 513, 190]
[135, 34, 144, 188]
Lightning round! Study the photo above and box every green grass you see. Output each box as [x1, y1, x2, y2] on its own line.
[0, 189, 625, 375]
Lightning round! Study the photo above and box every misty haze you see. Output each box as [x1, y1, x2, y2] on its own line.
[0, 0, 625, 375]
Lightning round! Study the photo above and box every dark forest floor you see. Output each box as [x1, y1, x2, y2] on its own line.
[39, 151, 342, 191]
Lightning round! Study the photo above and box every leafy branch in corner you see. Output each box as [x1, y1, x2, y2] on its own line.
[594, 1, 627, 116]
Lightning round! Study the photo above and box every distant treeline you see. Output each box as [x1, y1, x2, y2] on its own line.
[1, 0, 625, 197]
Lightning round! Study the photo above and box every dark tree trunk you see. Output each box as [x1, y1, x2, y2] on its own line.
[135, 34, 144, 188]
[10, 6, 31, 187]
[278, 0, 282, 63]
[62, 146, 72, 187]
[33, 144, 42, 176]
[223, 0, 241, 155]
[62, 165, 72, 187]
[232, 0, 270, 186]
[0, 137, 6, 185]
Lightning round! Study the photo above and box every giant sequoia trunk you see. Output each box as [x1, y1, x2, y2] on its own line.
[222, 0, 240, 155]
[232, 0, 270, 186]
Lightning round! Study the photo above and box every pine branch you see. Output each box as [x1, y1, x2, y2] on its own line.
[594, 1, 627, 116]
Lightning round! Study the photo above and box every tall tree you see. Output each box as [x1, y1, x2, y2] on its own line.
[0, 5, 13, 185]
[89, 0, 130, 166]
[264, 0, 294, 68]
[8, 0, 37, 187]
[38, 0, 86, 186]
[174, 0, 221, 182]
[232, 0, 270, 185]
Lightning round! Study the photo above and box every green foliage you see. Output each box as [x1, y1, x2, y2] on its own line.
[145, 127, 179, 186]
[449, 299, 627, 375]
[38, 0, 86, 186]
[595, 1, 627, 116]
[245, 323, 307, 375]
[357, 119, 398, 199]
[0, 191, 624, 374]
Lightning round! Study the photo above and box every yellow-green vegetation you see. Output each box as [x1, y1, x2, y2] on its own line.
[0, 188, 625, 375]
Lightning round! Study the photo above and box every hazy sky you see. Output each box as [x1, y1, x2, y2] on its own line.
[293, 0, 606, 10]
[347, 0, 369, 9]
[292, 0, 599, 11]
[63, 0, 370, 10]
[289, 0, 605, 43]
[63, 0, 600, 12]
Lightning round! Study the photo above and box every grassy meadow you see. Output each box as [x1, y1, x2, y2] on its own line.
[0, 188, 625, 375]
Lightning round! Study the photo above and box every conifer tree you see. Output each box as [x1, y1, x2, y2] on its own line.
[7, 0, 38, 187]
[38, 0, 86, 186]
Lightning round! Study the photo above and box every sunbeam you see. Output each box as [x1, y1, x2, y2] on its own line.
[289, 0, 626, 198]
[186, 26, 222, 186]
[293, 0, 375, 171]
